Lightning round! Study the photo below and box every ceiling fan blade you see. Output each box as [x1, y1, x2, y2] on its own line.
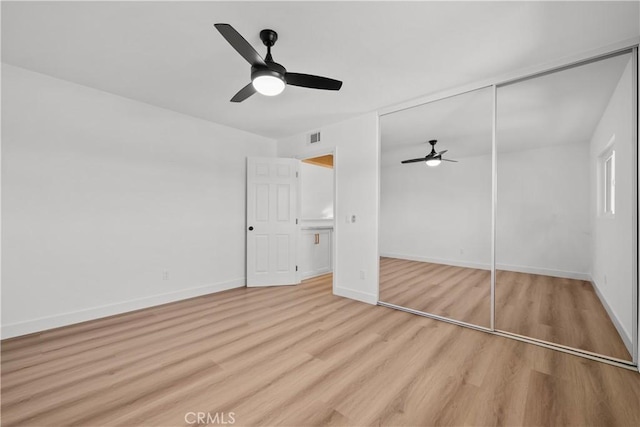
[285, 73, 343, 90]
[437, 150, 448, 156]
[230, 83, 256, 103]
[215, 23, 266, 67]
[441, 158, 458, 162]
[401, 157, 427, 164]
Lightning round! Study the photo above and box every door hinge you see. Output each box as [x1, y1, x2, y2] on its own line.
[296, 218, 298, 224]
[296, 171, 299, 178]
[296, 265, 298, 271]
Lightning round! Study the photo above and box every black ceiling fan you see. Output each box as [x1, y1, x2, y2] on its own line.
[401, 140, 458, 167]
[214, 23, 343, 102]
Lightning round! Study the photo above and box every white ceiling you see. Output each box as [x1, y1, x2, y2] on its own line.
[497, 53, 631, 151]
[2, 1, 639, 139]
[380, 52, 632, 165]
[380, 87, 493, 160]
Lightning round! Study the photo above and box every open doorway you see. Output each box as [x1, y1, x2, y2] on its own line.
[298, 153, 336, 294]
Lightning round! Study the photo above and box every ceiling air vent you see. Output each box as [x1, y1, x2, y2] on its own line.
[309, 131, 321, 144]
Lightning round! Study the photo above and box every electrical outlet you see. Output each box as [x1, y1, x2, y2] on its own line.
[360, 270, 366, 280]
[162, 271, 169, 281]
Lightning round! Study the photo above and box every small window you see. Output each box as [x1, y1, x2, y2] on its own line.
[601, 146, 615, 216]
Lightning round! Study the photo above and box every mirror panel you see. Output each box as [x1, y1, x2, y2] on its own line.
[495, 52, 635, 361]
[379, 87, 493, 328]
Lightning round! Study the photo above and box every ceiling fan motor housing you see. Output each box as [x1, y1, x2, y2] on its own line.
[259, 29, 278, 47]
[251, 62, 286, 81]
[253, 29, 285, 83]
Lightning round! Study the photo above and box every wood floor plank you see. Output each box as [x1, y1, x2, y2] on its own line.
[2, 272, 640, 426]
[495, 269, 631, 360]
[379, 257, 492, 327]
[380, 257, 631, 360]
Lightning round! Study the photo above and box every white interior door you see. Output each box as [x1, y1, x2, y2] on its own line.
[246, 157, 300, 287]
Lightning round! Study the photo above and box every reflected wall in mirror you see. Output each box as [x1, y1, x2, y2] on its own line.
[379, 87, 492, 328]
[495, 52, 635, 361]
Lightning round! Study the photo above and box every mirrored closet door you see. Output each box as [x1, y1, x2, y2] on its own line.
[378, 47, 638, 367]
[379, 87, 493, 328]
[495, 51, 636, 362]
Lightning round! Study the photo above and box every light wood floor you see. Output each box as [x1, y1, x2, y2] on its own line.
[3, 273, 640, 426]
[379, 257, 492, 327]
[496, 269, 631, 360]
[379, 257, 631, 360]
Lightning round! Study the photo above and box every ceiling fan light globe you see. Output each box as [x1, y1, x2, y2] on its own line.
[252, 74, 285, 96]
[425, 158, 441, 167]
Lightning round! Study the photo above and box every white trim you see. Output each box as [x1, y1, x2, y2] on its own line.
[301, 271, 330, 280]
[248, 282, 298, 288]
[631, 46, 639, 367]
[491, 84, 497, 331]
[495, 263, 591, 282]
[333, 147, 338, 297]
[591, 276, 633, 355]
[599, 142, 617, 218]
[334, 286, 377, 305]
[1, 278, 245, 339]
[380, 252, 490, 271]
[380, 252, 590, 281]
[374, 113, 381, 303]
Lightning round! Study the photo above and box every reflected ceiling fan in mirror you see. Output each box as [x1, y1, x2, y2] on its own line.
[214, 23, 343, 102]
[401, 140, 458, 167]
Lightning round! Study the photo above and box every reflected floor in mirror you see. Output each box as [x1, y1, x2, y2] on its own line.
[496, 270, 631, 361]
[379, 257, 631, 361]
[379, 257, 491, 328]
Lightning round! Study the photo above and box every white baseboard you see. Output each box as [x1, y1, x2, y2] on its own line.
[247, 282, 297, 287]
[380, 252, 490, 271]
[380, 252, 590, 281]
[334, 286, 377, 305]
[496, 263, 591, 281]
[1, 278, 245, 340]
[301, 268, 333, 280]
[590, 276, 633, 355]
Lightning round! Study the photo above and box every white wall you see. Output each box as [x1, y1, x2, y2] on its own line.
[380, 153, 492, 269]
[380, 142, 590, 279]
[589, 59, 634, 348]
[1, 64, 276, 338]
[496, 143, 591, 279]
[278, 113, 379, 304]
[300, 162, 333, 220]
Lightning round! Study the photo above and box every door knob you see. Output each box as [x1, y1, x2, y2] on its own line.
[248, 226, 254, 231]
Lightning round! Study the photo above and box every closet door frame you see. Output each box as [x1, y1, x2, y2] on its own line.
[377, 39, 639, 371]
